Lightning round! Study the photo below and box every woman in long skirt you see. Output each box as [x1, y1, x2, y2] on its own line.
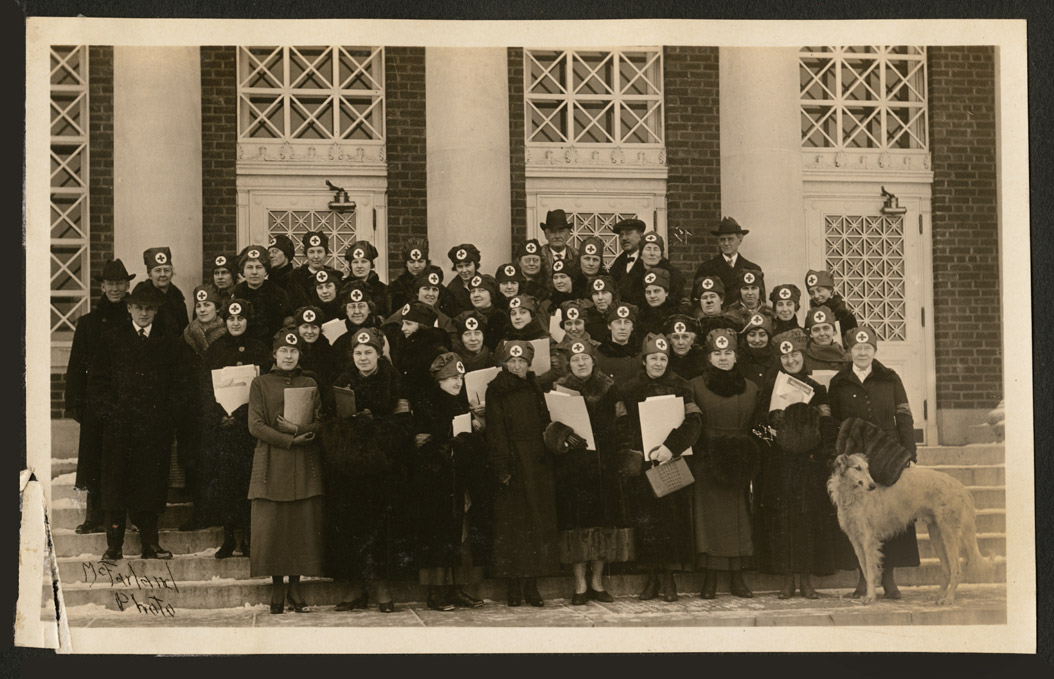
[246, 330, 325, 614]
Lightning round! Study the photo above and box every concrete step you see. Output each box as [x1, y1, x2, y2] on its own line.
[51, 459, 78, 479]
[50, 503, 196, 532]
[967, 486, 1005, 511]
[916, 445, 1004, 466]
[52, 526, 225, 559]
[49, 557, 1007, 610]
[50, 480, 189, 506]
[915, 508, 1005, 535]
[51, 420, 80, 459]
[922, 464, 1005, 487]
[917, 532, 1004, 559]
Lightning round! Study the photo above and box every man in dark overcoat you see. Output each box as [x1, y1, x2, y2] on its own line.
[693, 217, 763, 308]
[64, 259, 135, 533]
[89, 283, 192, 560]
[609, 218, 648, 308]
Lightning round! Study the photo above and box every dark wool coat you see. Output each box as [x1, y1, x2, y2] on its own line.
[329, 315, 385, 377]
[740, 344, 780, 389]
[409, 385, 491, 570]
[617, 369, 702, 567]
[453, 342, 494, 373]
[88, 321, 192, 512]
[692, 252, 763, 307]
[231, 280, 294, 346]
[637, 299, 683, 337]
[668, 347, 707, 382]
[286, 265, 342, 310]
[476, 305, 512, 352]
[320, 359, 416, 581]
[772, 317, 802, 336]
[297, 336, 337, 411]
[610, 251, 647, 308]
[652, 259, 689, 306]
[689, 366, 760, 568]
[752, 374, 841, 575]
[388, 325, 453, 398]
[388, 269, 418, 314]
[445, 277, 476, 316]
[809, 293, 858, 335]
[828, 359, 920, 568]
[268, 262, 295, 294]
[343, 270, 391, 318]
[484, 369, 561, 578]
[583, 306, 610, 343]
[596, 339, 643, 386]
[66, 295, 129, 491]
[306, 294, 344, 324]
[199, 333, 272, 525]
[156, 282, 190, 337]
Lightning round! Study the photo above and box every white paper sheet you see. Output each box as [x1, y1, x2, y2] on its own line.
[544, 390, 596, 450]
[321, 317, 348, 344]
[283, 386, 317, 428]
[768, 370, 816, 412]
[548, 310, 565, 343]
[452, 412, 472, 436]
[465, 366, 501, 407]
[639, 394, 693, 456]
[529, 338, 551, 375]
[211, 364, 260, 416]
[810, 370, 838, 389]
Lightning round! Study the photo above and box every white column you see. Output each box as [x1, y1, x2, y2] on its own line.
[426, 48, 512, 269]
[113, 47, 203, 294]
[719, 47, 805, 289]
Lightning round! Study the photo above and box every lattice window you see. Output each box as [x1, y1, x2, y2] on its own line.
[50, 45, 90, 348]
[525, 50, 663, 146]
[567, 211, 638, 268]
[800, 46, 927, 150]
[824, 214, 907, 341]
[238, 46, 385, 142]
[267, 209, 358, 274]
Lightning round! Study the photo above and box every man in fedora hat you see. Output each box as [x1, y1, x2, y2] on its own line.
[609, 218, 648, 308]
[89, 283, 192, 560]
[65, 259, 135, 533]
[539, 209, 579, 272]
[693, 217, 763, 308]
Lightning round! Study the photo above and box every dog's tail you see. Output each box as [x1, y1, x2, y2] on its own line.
[961, 491, 998, 581]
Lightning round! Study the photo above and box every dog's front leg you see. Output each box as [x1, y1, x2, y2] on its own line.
[862, 538, 882, 604]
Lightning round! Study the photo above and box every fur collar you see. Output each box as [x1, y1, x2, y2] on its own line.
[504, 318, 548, 341]
[831, 359, 896, 387]
[488, 368, 547, 402]
[598, 338, 639, 358]
[702, 363, 748, 397]
[557, 369, 614, 405]
[742, 343, 775, 365]
[806, 340, 849, 363]
[334, 357, 400, 413]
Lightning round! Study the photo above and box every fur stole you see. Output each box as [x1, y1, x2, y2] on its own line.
[668, 347, 706, 381]
[332, 358, 400, 415]
[806, 341, 849, 364]
[320, 410, 390, 478]
[703, 432, 760, 488]
[702, 364, 747, 398]
[557, 369, 614, 405]
[835, 417, 911, 486]
[777, 402, 822, 455]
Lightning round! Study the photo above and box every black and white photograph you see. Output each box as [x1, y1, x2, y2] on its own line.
[18, 15, 1035, 654]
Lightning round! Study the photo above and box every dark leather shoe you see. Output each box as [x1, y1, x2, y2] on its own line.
[778, 576, 795, 600]
[699, 571, 717, 600]
[141, 545, 173, 560]
[214, 540, 236, 560]
[451, 588, 484, 608]
[507, 580, 522, 607]
[335, 593, 368, 611]
[427, 587, 456, 612]
[800, 578, 819, 600]
[662, 573, 679, 602]
[102, 548, 123, 561]
[638, 574, 659, 601]
[571, 590, 589, 606]
[588, 587, 614, 603]
[286, 593, 309, 613]
[730, 573, 753, 599]
[378, 600, 395, 613]
[76, 522, 103, 534]
[269, 602, 284, 614]
[523, 579, 544, 607]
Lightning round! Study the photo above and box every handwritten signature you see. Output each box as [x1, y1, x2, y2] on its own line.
[81, 559, 179, 617]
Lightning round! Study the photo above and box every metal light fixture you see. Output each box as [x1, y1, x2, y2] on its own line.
[880, 186, 907, 215]
[326, 179, 356, 212]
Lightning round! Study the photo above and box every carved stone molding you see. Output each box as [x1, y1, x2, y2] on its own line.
[802, 149, 932, 174]
[526, 144, 667, 169]
[237, 141, 387, 171]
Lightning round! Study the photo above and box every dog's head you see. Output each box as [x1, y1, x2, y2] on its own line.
[832, 453, 877, 491]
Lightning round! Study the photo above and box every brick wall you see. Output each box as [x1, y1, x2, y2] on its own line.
[663, 47, 722, 276]
[52, 373, 67, 420]
[88, 46, 114, 302]
[508, 48, 527, 257]
[200, 47, 239, 281]
[929, 47, 1002, 410]
[384, 47, 428, 281]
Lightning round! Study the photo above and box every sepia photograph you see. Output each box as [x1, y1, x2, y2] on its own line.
[18, 14, 1035, 654]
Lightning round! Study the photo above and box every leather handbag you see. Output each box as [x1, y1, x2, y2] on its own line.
[645, 456, 695, 498]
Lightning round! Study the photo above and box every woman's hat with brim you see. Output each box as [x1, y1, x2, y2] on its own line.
[711, 216, 749, 236]
[430, 352, 467, 382]
[126, 282, 168, 307]
[93, 258, 136, 282]
[499, 339, 535, 364]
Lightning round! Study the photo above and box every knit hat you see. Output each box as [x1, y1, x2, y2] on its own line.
[705, 328, 737, 353]
[402, 238, 429, 263]
[641, 231, 665, 254]
[351, 326, 385, 353]
[302, 231, 329, 253]
[143, 247, 172, 270]
[836, 417, 913, 486]
[94, 258, 135, 282]
[239, 245, 271, 273]
[551, 258, 578, 280]
[402, 301, 438, 326]
[559, 299, 590, 325]
[344, 240, 379, 263]
[742, 312, 773, 336]
[641, 332, 670, 356]
[495, 262, 525, 284]
[579, 236, 605, 259]
[430, 352, 467, 382]
[413, 267, 444, 291]
[448, 243, 481, 268]
[846, 325, 879, 350]
[507, 294, 538, 314]
[559, 336, 597, 360]
[127, 282, 168, 306]
[694, 275, 725, 299]
[341, 279, 372, 305]
[540, 209, 572, 232]
[712, 216, 749, 236]
[805, 305, 835, 330]
[468, 273, 499, 299]
[453, 310, 488, 335]
[514, 239, 542, 259]
[738, 269, 764, 288]
[222, 298, 253, 320]
[643, 268, 670, 292]
[606, 302, 639, 324]
[192, 285, 222, 306]
[773, 329, 808, 355]
[590, 275, 616, 296]
[273, 330, 302, 351]
[294, 306, 324, 327]
[664, 314, 699, 336]
[499, 340, 535, 364]
[613, 218, 646, 234]
[770, 283, 802, 306]
[805, 269, 835, 290]
[268, 234, 296, 262]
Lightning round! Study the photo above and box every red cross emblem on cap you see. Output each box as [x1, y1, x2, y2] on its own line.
[814, 310, 826, 323]
[402, 304, 411, 315]
[779, 287, 791, 299]
[572, 342, 585, 354]
[655, 338, 668, 351]
[410, 248, 422, 260]
[715, 335, 729, 349]
[674, 321, 686, 334]
[196, 289, 208, 301]
[509, 345, 523, 357]
[269, 236, 277, 246]
[566, 307, 579, 320]
[646, 233, 656, 242]
[744, 272, 755, 284]
[504, 265, 516, 276]
[702, 278, 714, 289]
[617, 306, 629, 318]
[751, 315, 763, 326]
[309, 235, 321, 246]
[553, 260, 564, 272]
[509, 297, 521, 308]
[229, 303, 242, 316]
[155, 252, 167, 264]
[285, 333, 298, 345]
[316, 271, 328, 283]
[593, 279, 605, 291]
[807, 274, 818, 286]
[456, 248, 467, 260]
[357, 331, 370, 344]
[645, 272, 656, 284]
[249, 249, 261, 259]
[585, 243, 597, 255]
[353, 248, 365, 259]
[465, 317, 479, 330]
[456, 361, 466, 374]
[526, 242, 537, 254]
[303, 309, 316, 322]
[428, 273, 439, 285]
[215, 256, 227, 267]
[780, 340, 793, 354]
[471, 276, 483, 288]
[350, 289, 363, 302]
[856, 331, 869, 344]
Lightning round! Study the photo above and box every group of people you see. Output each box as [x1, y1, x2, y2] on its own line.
[65, 209, 919, 614]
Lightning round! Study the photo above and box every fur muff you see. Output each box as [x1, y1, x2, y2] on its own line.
[617, 448, 644, 478]
[320, 411, 390, 479]
[777, 402, 822, 455]
[835, 417, 911, 487]
[544, 420, 577, 456]
[703, 433, 760, 488]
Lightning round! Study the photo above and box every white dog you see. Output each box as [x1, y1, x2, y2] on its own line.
[827, 453, 995, 605]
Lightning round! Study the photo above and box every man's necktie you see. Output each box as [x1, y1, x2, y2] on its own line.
[139, 328, 147, 343]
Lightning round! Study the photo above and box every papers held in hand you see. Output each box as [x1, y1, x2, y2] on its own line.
[639, 394, 693, 456]
[321, 318, 347, 344]
[768, 370, 816, 411]
[211, 364, 260, 415]
[544, 390, 596, 451]
[529, 338, 551, 375]
[809, 370, 837, 390]
[452, 413, 472, 436]
[548, 310, 566, 343]
[465, 366, 501, 407]
[334, 386, 357, 418]
[283, 386, 317, 428]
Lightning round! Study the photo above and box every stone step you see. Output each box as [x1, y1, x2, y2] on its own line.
[916, 445, 1004, 466]
[52, 526, 225, 559]
[50, 503, 195, 532]
[916, 532, 1004, 559]
[921, 465, 1005, 487]
[49, 557, 1007, 610]
[966, 486, 1005, 511]
[51, 459, 78, 479]
[50, 480, 188, 506]
[51, 420, 80, 459]
[915, 509, 1005, 535]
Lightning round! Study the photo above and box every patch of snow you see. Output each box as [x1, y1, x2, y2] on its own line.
[52, 472, 77, 486]
[50, 497, 85, 509]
